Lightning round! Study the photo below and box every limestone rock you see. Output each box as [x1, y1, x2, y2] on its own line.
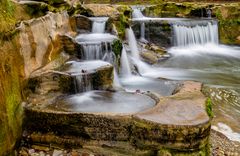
[140, 51, 159, 64]
[237, 36, 240, 44]
[83, 4, 119, 19]
[19, 11, 73, 78]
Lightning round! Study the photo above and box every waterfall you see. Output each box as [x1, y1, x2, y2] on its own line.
[173, 21, 219, 46]
[113, 69, 121, 87]
[75, 74, 93, 93]
[92, 21, 106, 33]
[82, 43, 104, 60]
[140, 23, 146, 41]
[90, 17, 108, 33]
[126, 28, 140, 59]
[120, 46, 132, 76]
[132, 8, 147, 42]
[132, 8, 145, 18]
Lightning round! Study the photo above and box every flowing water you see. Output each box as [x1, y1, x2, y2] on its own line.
[154, 22, 240, 141]
[126, 28, 140, 59]
[120, 46, 132, 76]
[63, 60, 112, 93]
[129, 11, 240, 141]
[120, 28, 179, 96]
[90, 17, 108, 33]
[173, 21, 219, 46]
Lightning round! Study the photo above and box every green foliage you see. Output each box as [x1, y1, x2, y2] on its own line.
[0, 0, 16, 35]
[112, 39, 122, 57]
[206, 98, 213, 118]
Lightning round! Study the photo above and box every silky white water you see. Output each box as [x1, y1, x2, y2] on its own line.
[132, 8, 147, 42]
[126, 28, 140, 59]
[90, 17, 108, 33]
[125, 19, 240, 142]
[173, 21, 219, 46]
[120, 46, 132, 76]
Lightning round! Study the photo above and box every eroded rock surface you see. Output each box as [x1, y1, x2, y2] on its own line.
[23, 81, 211, 155]
[19, 11, 72, 77]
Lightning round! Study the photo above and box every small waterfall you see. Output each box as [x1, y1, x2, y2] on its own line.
[132, 8, 145, 18]
[140, 23, 146, 41]
[173, 21, 219, 46]
[92, 21, 106, 33]
[75, 75, 93, 93]
[120, 46, 132, 76]
[126, 28, 140, 59]
[82, 43, 104, 60]
[90, 17, 108, 33]
[113, 69, 121, 87]
[76, 33, 117, 61]
[132, 8, 147, 42]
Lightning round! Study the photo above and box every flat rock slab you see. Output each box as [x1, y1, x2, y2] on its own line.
[23, 81, 211, 154]
[135, 81, 209, 125]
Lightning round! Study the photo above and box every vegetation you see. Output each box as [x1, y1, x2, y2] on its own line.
[112, 39, 123, 57]
[0, 0, 16, 37]
[206, 98, 213, 118]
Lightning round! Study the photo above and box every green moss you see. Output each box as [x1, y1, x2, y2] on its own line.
[112, 39, 122, 57]
[0, 0, 16, 36]
[0, 56, 23, 155]
[205, 98, 213, 118]
[115, 13, 129, 39]
[113, 5, 131, 39]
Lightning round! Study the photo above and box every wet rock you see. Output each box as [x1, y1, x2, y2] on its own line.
[28, 149, 35, 154]
[72, 15, 92, 33]
[39, 151, 45, 156]
[59, 34, 79, 56]
[237, 36, 240, 44]
[71, 150, 80, 156]
[23, 80, 210, 155]
[31, 145, 50, 152]
[53, 149, 63, 156]
[133, 81, 210, 150]
[83, 4, 119, 19]
[149, 44, 166, 54]
[25, 71, 75, 95]
[140, 51, 159, 64]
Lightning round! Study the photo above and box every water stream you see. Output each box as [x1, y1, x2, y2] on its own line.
[90, 17, 108, 33]
[159, 23, 240, 141]
[130, 8, 240, 141]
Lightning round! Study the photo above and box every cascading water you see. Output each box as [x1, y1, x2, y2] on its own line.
[132, 8, 145, 18]
[90, 17, 108, 33]
[75, 74, 93, 93]
[75, 17, 121, 87]
[132, 8, 147, 42]
[81, 43, 104, 60]
[155, 20, 240, 142]
[126, 28, 140, 59]
[120, 46, 132, 76]
[173, 21, 219, 46]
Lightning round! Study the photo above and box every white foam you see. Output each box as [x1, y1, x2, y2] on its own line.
[212, 122, 240, 142]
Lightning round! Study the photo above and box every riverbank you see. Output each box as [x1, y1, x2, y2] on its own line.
[16, 129, 240, 156]
[211, 129, 240, 156]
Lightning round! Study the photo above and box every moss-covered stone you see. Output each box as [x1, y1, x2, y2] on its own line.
[92, 66, 114, 90]
[0, 26, 23, 156]
[114, 5, 131, 39]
